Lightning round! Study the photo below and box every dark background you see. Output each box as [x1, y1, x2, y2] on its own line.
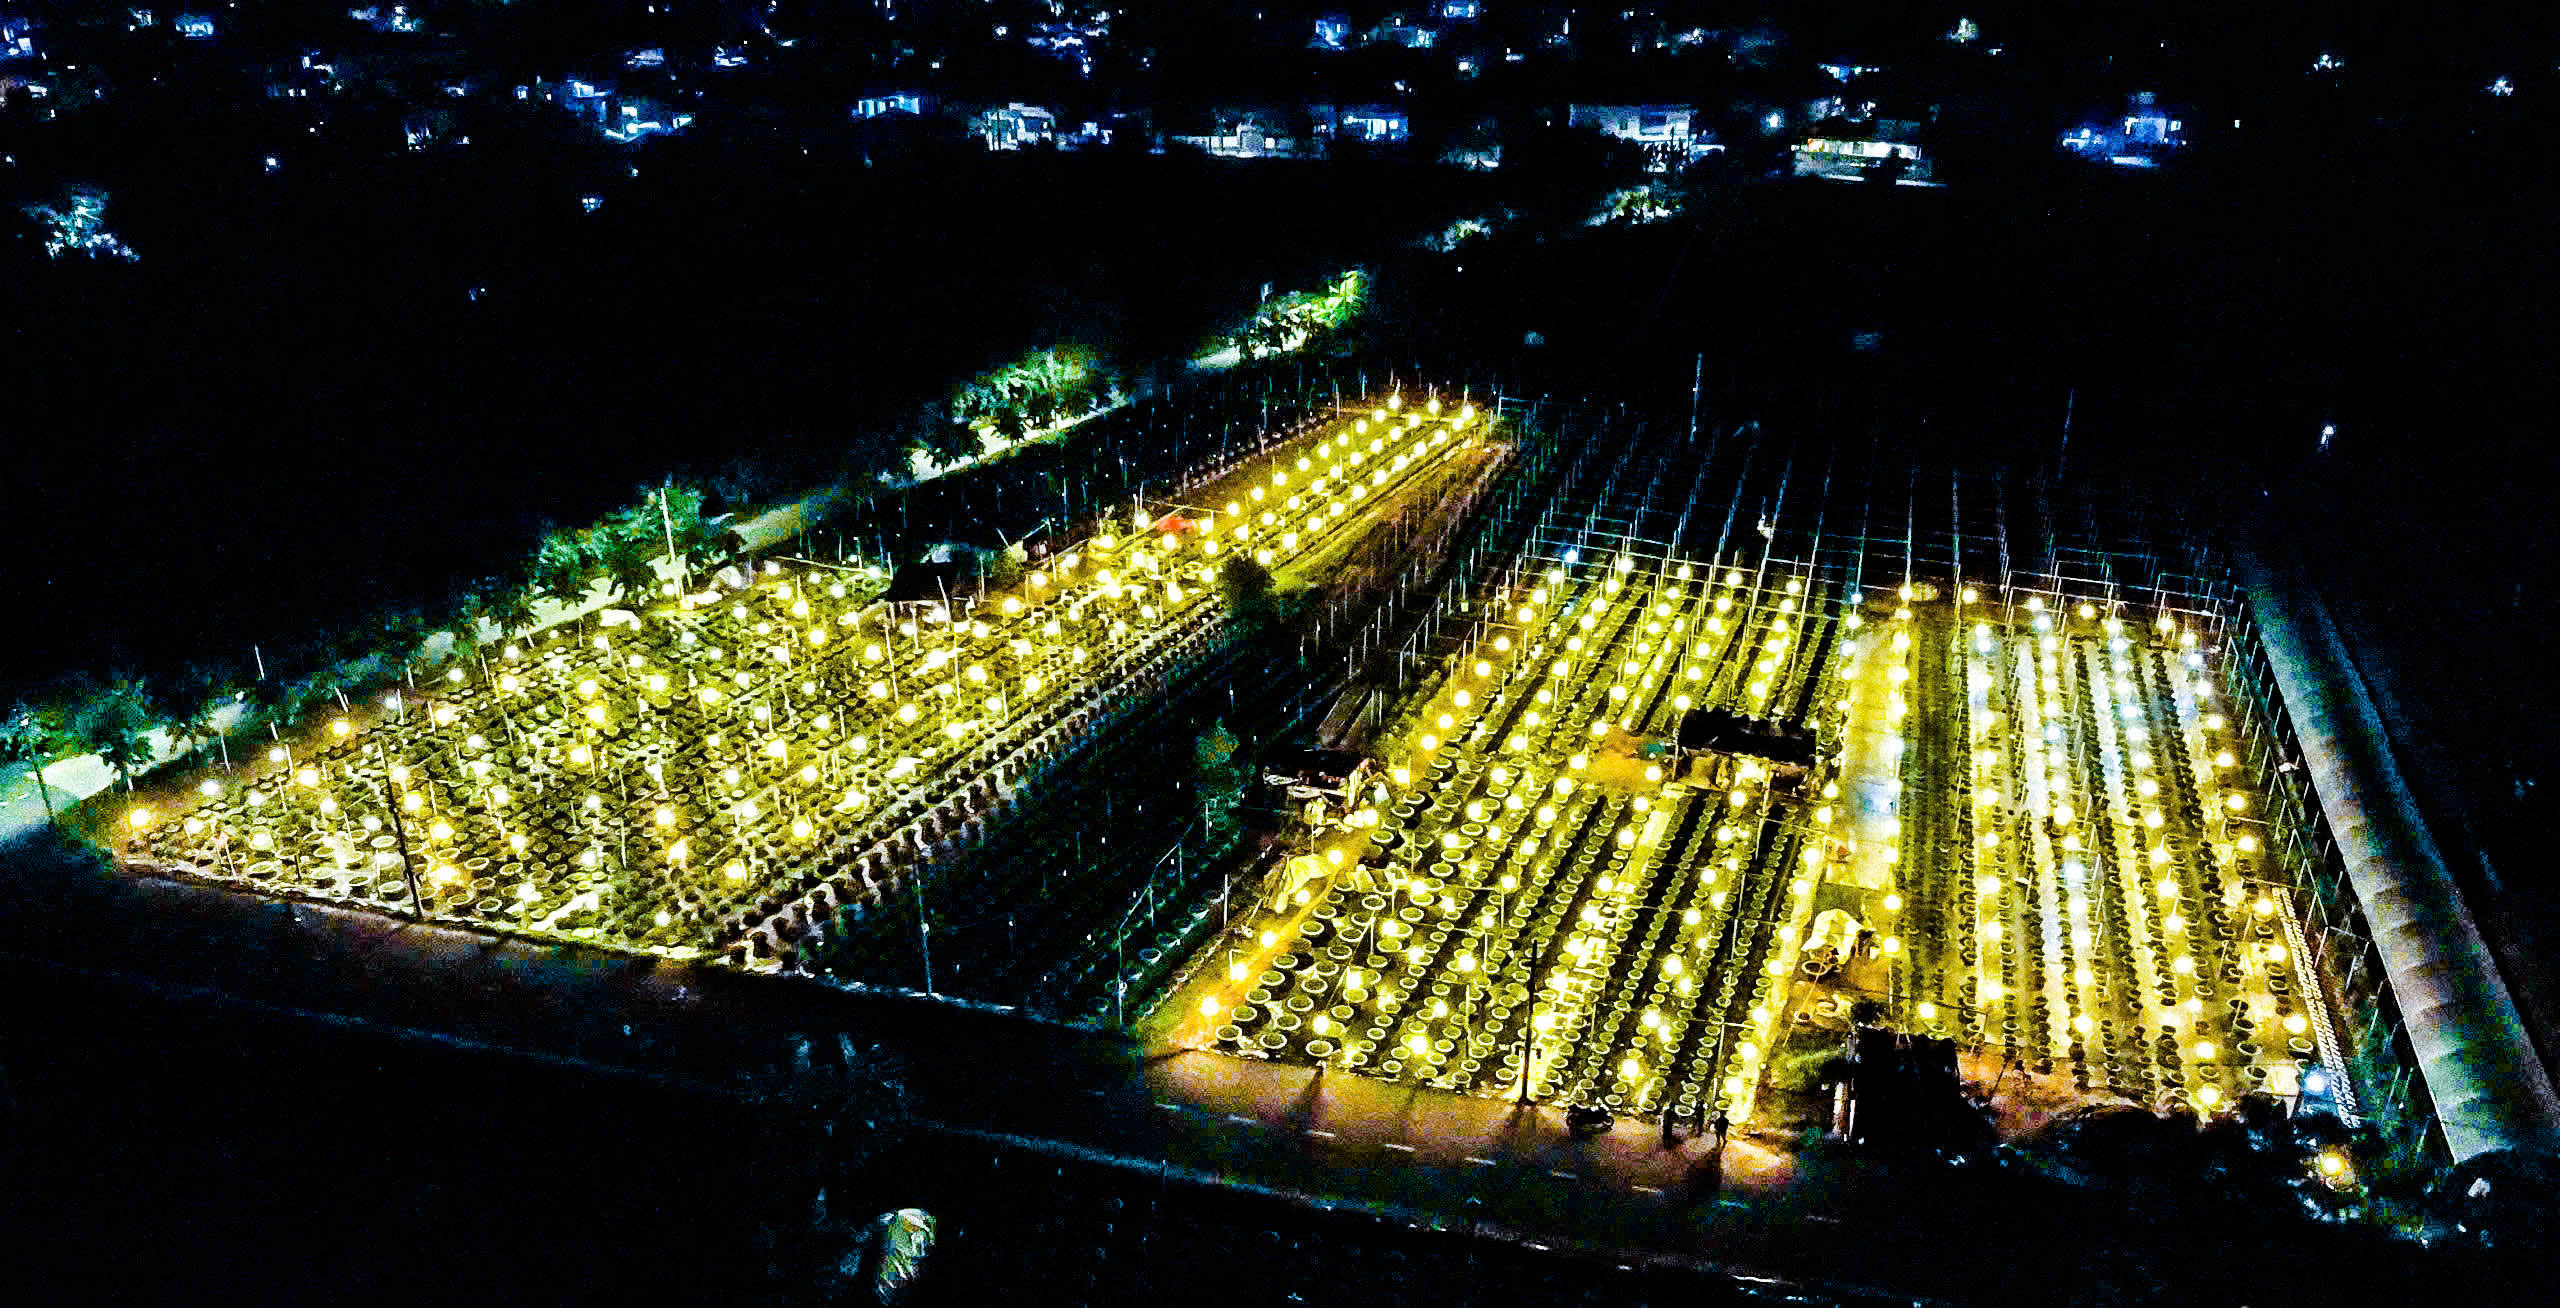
[3, 4, 2557, 1300]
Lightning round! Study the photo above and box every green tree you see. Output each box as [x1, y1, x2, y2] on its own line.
[918, 416, 983, 469]
[1194, 719, 1245, 843]
[595, 528, 664, 605]
[0, 701, 66, 825]
[982, 544, 1026, 589]
[1240, 311, 1294, 363]
[371, 606, 436, 672]
[481, 553, 544, 640]
[986, 407, 1029, 450]
[1216, 553, 1279, 629]
[158, 665, 226, 765]
[532, 525, 598, 612]
[80, 678, 159, 794]
[1021, 387, 1063, 434]
[447, 576, 506, 656]
[653, 480, 721, 570]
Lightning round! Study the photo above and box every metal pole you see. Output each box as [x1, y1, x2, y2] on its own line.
[373, 740, 424, 922]
[915, 871, 934, 994]
[1517, 956, 1543, 1106]
[658, 479, 689, 595]
[2055, 389, 2075, 485]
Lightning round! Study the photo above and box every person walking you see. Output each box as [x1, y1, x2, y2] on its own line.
[1659, 1098, 1679, 1151]
[1708, 1108, 1730, 1151]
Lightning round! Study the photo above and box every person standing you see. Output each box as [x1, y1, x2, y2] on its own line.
[1659, 1098, 1679, 1151]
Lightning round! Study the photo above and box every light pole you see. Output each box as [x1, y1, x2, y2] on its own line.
[1516, 943, 1545, 1108]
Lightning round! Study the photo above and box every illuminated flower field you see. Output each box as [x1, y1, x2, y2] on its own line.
[1176, 557, 2342, 1131]
[117, 395, 1491, 965]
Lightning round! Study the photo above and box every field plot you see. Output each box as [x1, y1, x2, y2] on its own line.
[1175, 559, 2335, 1131]
[112, 395, 1491, 966]
[1877, 597, 2321, 1117]
[1188, 553, 1855, 1127]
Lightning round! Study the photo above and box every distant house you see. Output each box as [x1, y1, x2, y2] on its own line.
[1791, 119, 1932, 183]
[348, 5, 424, 35]
[552, 77, 616, 128]
[1323, 103, 1410, 145]
[2060, 91, 2186, 168]
[1367, 12, 1441, 48]
[1568, 104, 1719, 168]
[1171, 107, 1311, 158]
[2123, 93, 2181, 146]
[1312, 13, 1351, 49]
[606, 93, 695, 141]
[1028, 20, 1104, 76]
[1057, 114, 1128, 150]
[971, 102, 1056, 150]
[173, 11, 215, 38]
[401, 107, 459, 149]
[530, 75, 690, 141]
[854, 91, 933, 120]
[3, 15, 41, 60]
[1570, 103, 1696, 148]
[264, 54, 332, 99]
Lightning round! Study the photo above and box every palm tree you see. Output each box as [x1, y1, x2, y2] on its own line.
[372, 606, 435, 678]
[1020, 387, 1063, 435]
[596, 529, 663, 605]
[654, 480, 718, 560]
[1241, 311, 1293, 363]
[81, 678, 158, 794]
[159, 666, 225, 767]
[444, 576, 503, 658]
[486, 581, 540, 640]
[0, 701, 65, 826]
[94, 727, 156, 795]
[532, 526, 598, 613]
[920, 417, 984, 468]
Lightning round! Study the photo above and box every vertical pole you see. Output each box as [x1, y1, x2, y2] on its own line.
[658, 479, 689, 595]
[374, 739, 424, 922]
[1688, 352, 1704, 445]
[1517, 956, 1542, 1106]
[2055, 389, 2075, 485]
[915, 867, 934, 994]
